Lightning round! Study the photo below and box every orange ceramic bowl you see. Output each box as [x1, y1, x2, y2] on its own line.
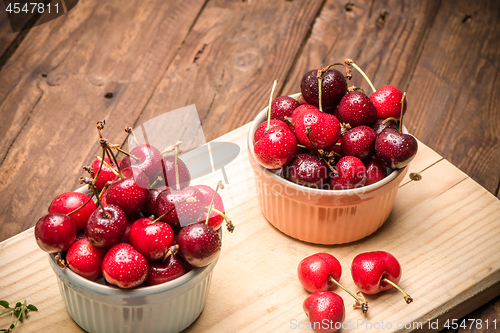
[247, 95, 409, 245]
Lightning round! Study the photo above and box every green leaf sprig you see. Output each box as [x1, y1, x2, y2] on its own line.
[0, 300, 38, 333]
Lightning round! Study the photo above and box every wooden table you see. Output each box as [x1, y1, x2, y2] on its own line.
[0, 0, 499, 332]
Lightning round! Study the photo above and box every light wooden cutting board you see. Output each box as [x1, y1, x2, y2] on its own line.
[1, 123, 499, 333]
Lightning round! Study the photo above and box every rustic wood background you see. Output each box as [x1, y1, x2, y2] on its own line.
[0, 0, 498, 332]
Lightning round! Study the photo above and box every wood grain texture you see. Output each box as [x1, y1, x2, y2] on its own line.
[1, 124, 499, 333]
[133, 0, 326, 143]
[0, 0, 207, 242]
[404, 0, 500, 195]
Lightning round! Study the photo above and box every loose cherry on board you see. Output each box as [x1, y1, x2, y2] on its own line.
[102, 243, 149, 288]
[66, 238, 107, 281]
[298, 253, 368, 312]
[303, 291, 345, 333]
[351, 251, 413, 304]
[48, 191, 96, 231]
[34, 213, 77, 253]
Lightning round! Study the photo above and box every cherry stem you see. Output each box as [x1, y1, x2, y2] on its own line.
[305, 127, 338, 175]
[382, 117, 399, 125]
[105, 146, 124, 180]
[209, 207, 234, 233]
[297, 143, 307, 149]
[399, 92, 406, 133]
[328, 276, 368, 313]
[115, 147, 140, 162]
[344, 59, 376, 94]
[162, 244, 179, 262]
[205, 181, 224, 225]
[90, 182, 109, 218]
[96, 120, 106, 139]
[317, 74, 324, 112]
[382, 277, 413, 304]
[153, 197, 196, 223]
[296, 92, 302, 102]
[125, 127, 139, 147]
[267, 80, 278, 130]
[150, 176, 163, 189]
[95, 155, 119, 176]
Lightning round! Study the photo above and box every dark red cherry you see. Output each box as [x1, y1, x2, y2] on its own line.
[301, 69, 348, 111]
[85, 204, 127, 249]
[156, 186, 206, 231]
[364, 157, 388, 185]
[128, 217, 175, 262]
[106, 167, 150, 216]
[337, 91, 377, 127]
[285, 154, 330, 188]
[372, 118, 398, 135]
[341, 125, 376, 160]
[195, 184, 225, 231]
[375, 128, 418, 169]
[102, 243, 149, 288]
[35, 213, 77, 253]
[160, 155, 191, 190]
[177, 222, 221, 267]
[142, 185, 168, 218]
[147, 254, 192, 286]
[91, 157, 118, 191]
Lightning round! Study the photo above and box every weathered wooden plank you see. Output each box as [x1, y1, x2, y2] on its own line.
[280, 0, 442, 96]
[405, 0, 500, 195]
[0, 0, 207, 242]
[133, 0, 326, 142]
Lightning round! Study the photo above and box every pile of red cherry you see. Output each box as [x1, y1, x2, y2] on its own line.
[254, 59, 418, 189]
[34, 121, 233, 288]
[298, 251, 412, 333]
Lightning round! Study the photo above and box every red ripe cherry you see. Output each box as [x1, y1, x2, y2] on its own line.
[254, 125, 297, 170]
[270, 96, 301, 121]
[375, 128, 418, 169]
[66, 238, 107, 281]
[303, 291, 345, 333]
[177, 222, 221, 267]
[120, 144, 164, 182]
[285, 154, 329, 188]
[161, 155, 191, 190]
[91, 157, 118, 191]
[364, 157, 388, 185]
[147, 254, 192, 286]
[301, 69, 348, 112]
[297, 253, 342, 293]
[156, 186, 206, 231]
[292, 106, 341, 150]
[195, 185, 225, 230]
[142, 185, 168, 218]
[351, 251, 412, 304]
[337, 91, 377, 127]
[330, 156, 366, 190]
[253, 119, 288, 142]
[102, 243, 149, 288]
[340, 125, 376, 160]
[85, 204, 127, 249]
[106, 167, 150, 216]
[34, 213, 77, 253]
[48, 192, 96, 231]
[128, 218, 174, 261]
[370, 85, 407, 119]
